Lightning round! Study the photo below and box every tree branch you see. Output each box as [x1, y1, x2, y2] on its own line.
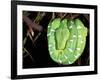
[23, 15, 43, 32]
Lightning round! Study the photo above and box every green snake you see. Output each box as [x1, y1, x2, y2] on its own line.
[47, 18, 88, 65]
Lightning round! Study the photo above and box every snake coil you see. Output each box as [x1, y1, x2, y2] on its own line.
[47, 18, 88, 65]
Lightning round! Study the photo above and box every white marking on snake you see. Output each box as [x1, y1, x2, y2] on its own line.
[47, 33, 51, 37]
[48, 26, 50, 28]
[59, 59, 62, 63]
[73, 35, 76, 38]
[68, 48, 73, 52]
[77, 26, 82, 29]
[64, 55, 68, 59]
[75, 54, 80, 58]
[49, 45, 52, 48]
[76, 48, 81, 51]
[78, 35, 82, 38]
[68, 61, 71, 64]
[69, 26, 73, 29]
[50, 52, 53, 55]
[70, 39, 73, 42]
[51, 29, 55, 32]
[80, 40, 83, 44]
[71, 21, 74, 24]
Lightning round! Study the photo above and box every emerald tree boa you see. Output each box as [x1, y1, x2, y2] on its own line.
[47, 18, 88, 65]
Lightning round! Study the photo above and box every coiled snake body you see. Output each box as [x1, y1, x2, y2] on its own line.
[47, 18, 88, 65]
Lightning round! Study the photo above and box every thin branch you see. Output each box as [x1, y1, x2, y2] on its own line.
[52, 12, 55, 20]
[34, 12, 46, 24]
[23, 48, 34, 61]
[83, 14, 89, 21]
[23, 15, 43, 32]
[61, 13, 67, 19]
[71, 14, 79, 19]
[32, 32, 41, 45]
[27, 31, 35, 45]
[57, 13, 67, 19]
[77, 58, 81, 65]
[23, 36, 27, 45]
[23, 11, 30, 16]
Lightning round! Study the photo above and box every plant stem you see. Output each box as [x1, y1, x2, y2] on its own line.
[23, 48, 34, 61]
[23, 15, 43, 32]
